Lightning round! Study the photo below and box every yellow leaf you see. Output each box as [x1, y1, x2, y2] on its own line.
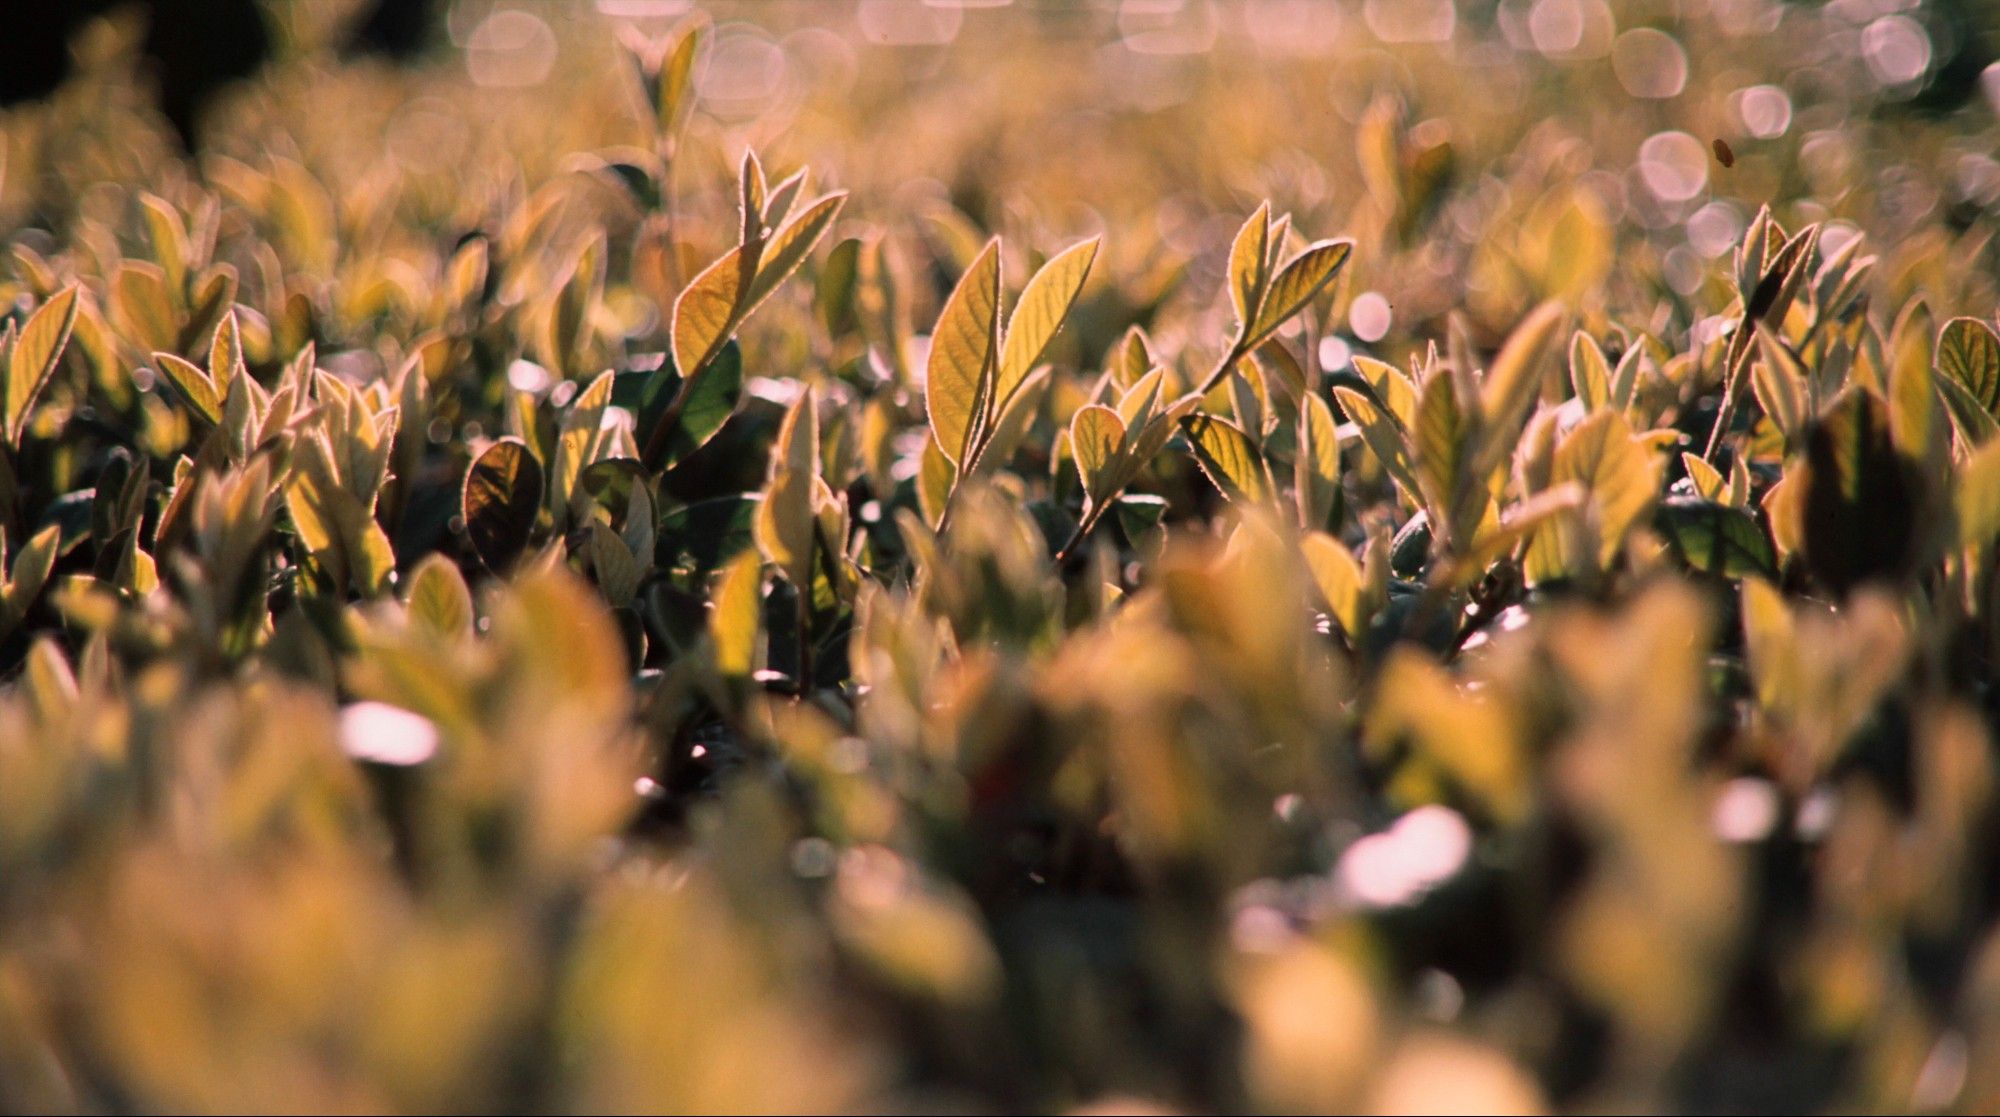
[1228, 202, 1271, 326]
[1551, 410, 1658, 569]
[709, 547, 763, 678]
[995, 237, 1098, 410]
[1070, 403, 1126, 504]
[1295, 392, 1341, 530]
[671, 246, 749, 381]
[1247, 239, 1354, 346]
[925, 239, 1001, 464]
[1182, 412, 1271, 504]
[1301, 531, 1365, 637]
[4, 285, 77, 446]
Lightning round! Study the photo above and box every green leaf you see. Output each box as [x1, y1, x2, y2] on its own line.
[1181, 412, 1271, 504]
[1655, 498, 1775, 579]
[925, 239, 1002, 465]
[552, 370, 616, 518]
[995, 237, 1098, 410]
[917, 436, 954, 530]
[1937, 317, 2000, 416]
[1414, 369, 1479, 545]
[1246, 239, 1354, 347]
[462, 437, 543, 574]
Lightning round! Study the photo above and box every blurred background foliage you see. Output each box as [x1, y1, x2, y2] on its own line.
[3, 0, 2000, 1112]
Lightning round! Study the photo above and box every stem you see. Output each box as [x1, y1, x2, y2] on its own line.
[793, 577, 814, 697]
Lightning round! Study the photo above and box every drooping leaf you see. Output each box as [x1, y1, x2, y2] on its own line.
[1332, 384, 1421, 505]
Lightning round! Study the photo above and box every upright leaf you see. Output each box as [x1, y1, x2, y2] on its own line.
[4, 285, 79, 446]
[996, 237, 1098, 409]
[925, 239, 1002, 465]
[462, 438, 543, 573]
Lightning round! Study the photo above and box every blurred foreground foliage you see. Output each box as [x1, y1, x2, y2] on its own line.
[5, 1, 2000, 1112]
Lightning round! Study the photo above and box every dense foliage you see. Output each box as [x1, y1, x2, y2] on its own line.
[5, 1, 2000, 1112]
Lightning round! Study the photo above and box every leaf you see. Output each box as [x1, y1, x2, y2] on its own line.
[1332, 384, 1422, 506]
[1181, 413, 1271, 504]
[1227, 202, 1271, 326]
[462, 437, 543, 574]
[4, 285, 78, 446]
[1295, 392, 1341, 531]
[1475, 300, 1565, 472]
[1413, 370, 1478, 545]
[0, 523, 60, 637]
[1936, 371, 2000, 452]
[1246, 239, 1354, 346]
[552, 370, 616, 518]
[1681, 452, 1727, 501]
[925, 239, 1002, 465]
[1070, 403, 1126, 503]
[1655, 498, 1776, 579]
[996, 237, 1098, 410]
[1550, 409, 1658, 569]
[917, 436, 954, 530]
[709, 547, 763, 679]
[743, 192, 848, 311]
[1937, 317, 2000, 416]
[1301, 530, 1366, 637]
[153, 351, 223, 426]
[754, 387, 819, 587]
[208, 308, 245, 394]
[1570, 330, 1611, 411]
[671, 246, 750, 382]
[404, 553, 474, 638]
[1802, 388, 1921, 594]
[1751, 324, 1807, 446]
[1956, 435, 2000, 551]
[657, 18, 705, 142]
